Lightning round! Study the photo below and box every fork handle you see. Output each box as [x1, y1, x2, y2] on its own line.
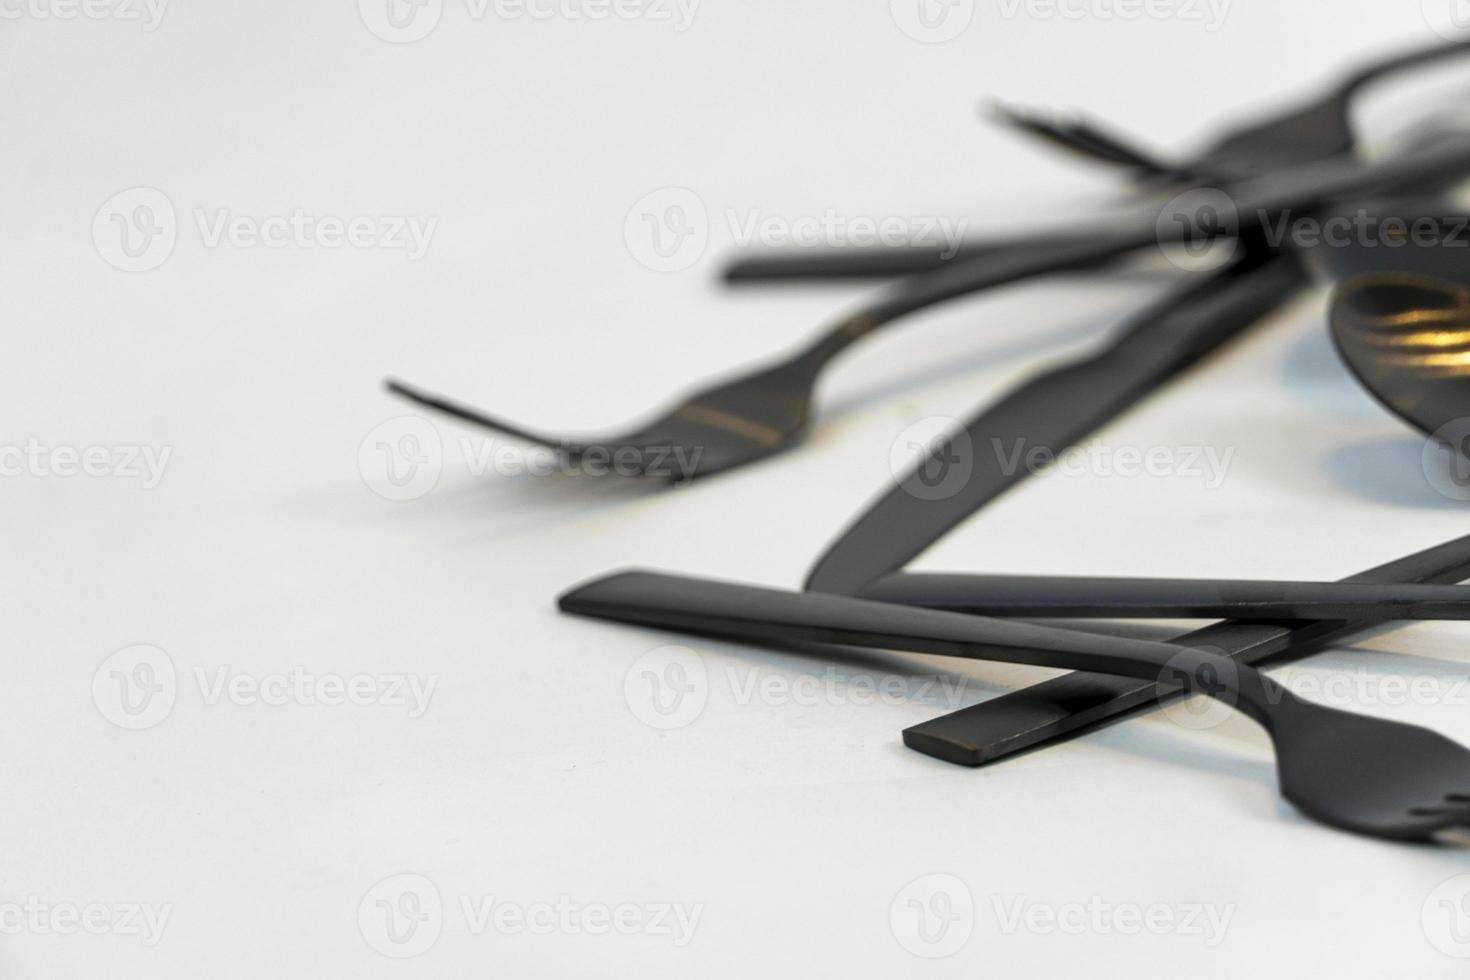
[722, 234, 1113, 284]
[793, 135, 1470, 369]
[858, 572, 1470, 621]
[559, 570, 1287, 729]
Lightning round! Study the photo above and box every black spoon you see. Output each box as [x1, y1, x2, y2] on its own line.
[1309, 198, 1470, 442]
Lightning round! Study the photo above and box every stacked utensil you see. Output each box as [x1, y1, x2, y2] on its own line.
[392, 38, 1470, 843]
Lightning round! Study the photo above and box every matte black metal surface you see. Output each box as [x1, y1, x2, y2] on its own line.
[804, 253, 1307, 593]
[391, 137, 1470, 482]
[560, 569, 1470, 841]
[858, 572, 1470, 621]
[721, 234, 1110, 285]
[905, 532, 1470, 766]
[724, 38, 1470, 284]
[1329, 266, 1470, 441]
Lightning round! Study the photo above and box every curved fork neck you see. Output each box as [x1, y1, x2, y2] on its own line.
[1146, 646, 1292, 735]
[792, 234, 1139, 371]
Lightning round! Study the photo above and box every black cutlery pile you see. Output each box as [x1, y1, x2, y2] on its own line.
[392, 38, 1470, 844]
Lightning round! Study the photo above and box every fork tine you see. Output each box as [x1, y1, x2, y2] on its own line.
[385, 378, 587, 452]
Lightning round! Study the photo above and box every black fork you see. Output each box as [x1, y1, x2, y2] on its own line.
[560, 570, 1470, 844]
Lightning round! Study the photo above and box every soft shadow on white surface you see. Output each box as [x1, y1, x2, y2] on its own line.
[362, 298, 1162, 545]
[1279, 308, 1470, 509]
[818, 297, 1159, 417]
[1324, 437, 1470, 510]
[1279, 312, 1381, 418]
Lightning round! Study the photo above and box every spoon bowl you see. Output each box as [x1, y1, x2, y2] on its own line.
[1330, 268, 1470, 439]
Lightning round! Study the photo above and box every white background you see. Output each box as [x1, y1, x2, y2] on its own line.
[7, 0, 1470, 976]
